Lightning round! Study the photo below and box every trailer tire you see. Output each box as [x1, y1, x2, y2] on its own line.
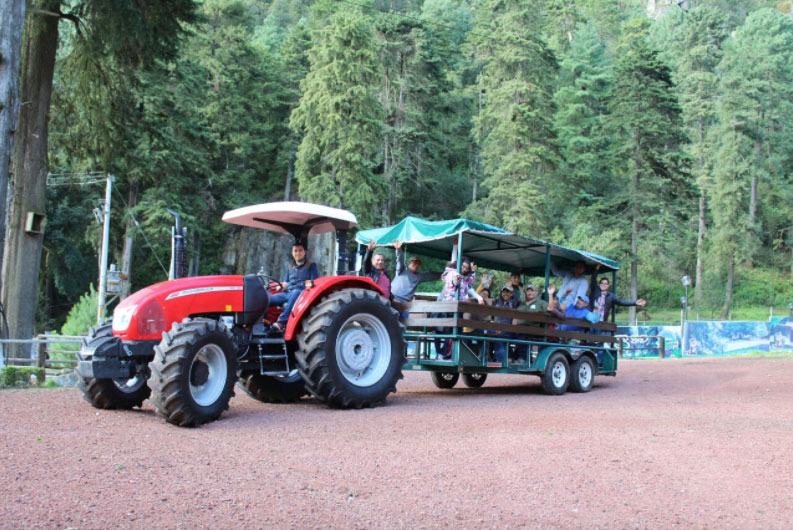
[296, 289, 404, 408]
[149, 318, 237, 427]
[431, 371, 459, 389]
[541, 352, 570, 395]
[238, 371, 307, 403]
[462, 372, 487, 388]
[76, 323, 151, 409]
[569, 355, 595, 393]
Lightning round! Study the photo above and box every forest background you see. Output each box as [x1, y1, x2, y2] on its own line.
[3, 0, 793, 340]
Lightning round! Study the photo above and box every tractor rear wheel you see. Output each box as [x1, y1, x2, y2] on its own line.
[296, 289, 404, 408]
[431, 371, 459, 389]
[238, 370, 307, 403]
[76, 323, 151, 409]
[149, 318, 237, 427]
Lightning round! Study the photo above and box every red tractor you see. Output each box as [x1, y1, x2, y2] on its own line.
[76, 202, 404, 427]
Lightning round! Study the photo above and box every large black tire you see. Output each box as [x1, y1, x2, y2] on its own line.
[431, 371, 459, 389]
[75, 322, 151, 409]
[149, 318, 237, 427]
[238, 371, 307, 403]
[296, 289, 404, 409]
[541, 351, 570, 395]
[569, 355, 595, 393]
[462, 372, 487, 388]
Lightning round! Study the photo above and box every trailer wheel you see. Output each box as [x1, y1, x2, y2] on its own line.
[569, 355, 595, 393]
[149, 318, 237, 427]
[462, 372, 487, 388]
[238, 370, 307, 403]
[296, 289, 404, 408]
[431, 371, 459, 389]
[76, 323, 151, 409]
[541, 352, 570, 395]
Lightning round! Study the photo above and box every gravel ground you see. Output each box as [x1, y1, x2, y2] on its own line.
[1, 356, 793, 529]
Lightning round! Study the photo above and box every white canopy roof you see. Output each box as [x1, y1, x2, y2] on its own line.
[222, 202, 357, 237]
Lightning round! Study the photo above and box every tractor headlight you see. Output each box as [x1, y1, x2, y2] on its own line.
[112, 305, 137, 332]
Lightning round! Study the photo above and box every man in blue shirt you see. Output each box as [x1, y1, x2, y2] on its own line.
[559, 295, 591, 333]
[268, 242, 319, 334]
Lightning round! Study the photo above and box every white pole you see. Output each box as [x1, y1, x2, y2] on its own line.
[97, 175, 113, 324]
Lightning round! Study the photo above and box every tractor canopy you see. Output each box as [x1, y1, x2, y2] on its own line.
[354, 216, 619, 275]
[222, 201, 357, 242]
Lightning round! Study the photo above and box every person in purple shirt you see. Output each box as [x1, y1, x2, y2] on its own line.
[361, 240, 392, 299]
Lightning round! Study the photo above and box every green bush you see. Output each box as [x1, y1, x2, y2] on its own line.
[52, 285, 98, 358]
[1, 366, 45, 387]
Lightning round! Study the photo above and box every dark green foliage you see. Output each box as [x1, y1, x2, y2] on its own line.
[37, 0, 793, 328]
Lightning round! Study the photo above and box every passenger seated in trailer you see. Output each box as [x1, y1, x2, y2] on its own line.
[589, 264, 646, 332]
[551, 260, 589, 311]
[435, 258, 483, 360]
[361, 240, 393, 299]
[491, 285, 515, 363]
[510, 284, 548, 363]
[268, 242, 320, 334]
[391, 240, 440, 303]
[559, 294, 592, 333]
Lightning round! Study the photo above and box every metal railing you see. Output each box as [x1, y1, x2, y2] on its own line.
[614, 335, 665, 358]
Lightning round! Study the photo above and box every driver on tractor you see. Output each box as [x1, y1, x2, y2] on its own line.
[268, 241, 319, 334]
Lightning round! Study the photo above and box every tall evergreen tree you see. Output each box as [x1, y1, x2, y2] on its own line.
[290, 6, 384, 227]
[604, 17, 691, 324]
[669, 5, 728, 305]
[465, 0, 559, 235]
[2, 0, 197, 346]
[712, 8, 793, 315]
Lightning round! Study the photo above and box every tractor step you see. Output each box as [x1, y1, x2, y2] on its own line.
[257, 337, 291, 376]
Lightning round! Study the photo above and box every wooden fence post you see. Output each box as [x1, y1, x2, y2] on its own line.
[659, 336, 665, 359]
[37, 339, 47, 383]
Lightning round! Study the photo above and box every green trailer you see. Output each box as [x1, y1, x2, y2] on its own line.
[356, 217, 621, 395]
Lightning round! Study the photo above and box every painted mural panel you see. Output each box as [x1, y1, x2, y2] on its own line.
[616, 326, 682, 358]
[682, 321, 769, 356]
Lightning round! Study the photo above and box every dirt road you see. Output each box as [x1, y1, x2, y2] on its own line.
[1, 356, 792, 529]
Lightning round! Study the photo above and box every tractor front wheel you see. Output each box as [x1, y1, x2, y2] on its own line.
[296, 289, 404, 408]
[76, 323, 151, 409]
[149, 318, 237, 427]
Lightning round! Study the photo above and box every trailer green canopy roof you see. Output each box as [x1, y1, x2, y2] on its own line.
[355, 216, 619, 274]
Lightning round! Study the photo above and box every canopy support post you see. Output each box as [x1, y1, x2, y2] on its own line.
[544, 246, 551, 299]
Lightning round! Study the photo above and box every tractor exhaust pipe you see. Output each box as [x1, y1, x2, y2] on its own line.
[167, 209, 187, 280]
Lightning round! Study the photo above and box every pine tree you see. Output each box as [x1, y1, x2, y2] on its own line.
[290, 6, 385, 227]
[711, 8, 793, 316]
[605, 17, 691, 324]
[465, 0, 560, 235]
[669, 5, 729, 306]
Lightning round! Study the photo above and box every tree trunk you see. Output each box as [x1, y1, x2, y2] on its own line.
[1, 0, 60, 357]
[0, 0, 27, 276]
[629, 172, 639, 326]
[694, 191, 705, 305]
[284, 148, 294, 201]
[719, 252, 734, 320]
[120, 181, 138, 299]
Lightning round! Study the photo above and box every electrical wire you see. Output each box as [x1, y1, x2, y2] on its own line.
[112, 186, 170, 277]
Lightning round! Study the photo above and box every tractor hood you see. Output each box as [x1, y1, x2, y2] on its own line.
[112, 276, 245, 341]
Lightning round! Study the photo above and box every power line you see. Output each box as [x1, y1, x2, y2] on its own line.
[112, 186, 169, 277]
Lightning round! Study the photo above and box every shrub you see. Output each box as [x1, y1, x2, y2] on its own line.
[1, 366, 45, 387]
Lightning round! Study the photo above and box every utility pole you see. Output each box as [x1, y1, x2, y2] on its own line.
[97, 175, 113, 324]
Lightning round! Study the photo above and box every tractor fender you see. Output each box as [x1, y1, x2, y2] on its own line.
[284, 276, 383, 340]
[534, 346, 597, 371]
